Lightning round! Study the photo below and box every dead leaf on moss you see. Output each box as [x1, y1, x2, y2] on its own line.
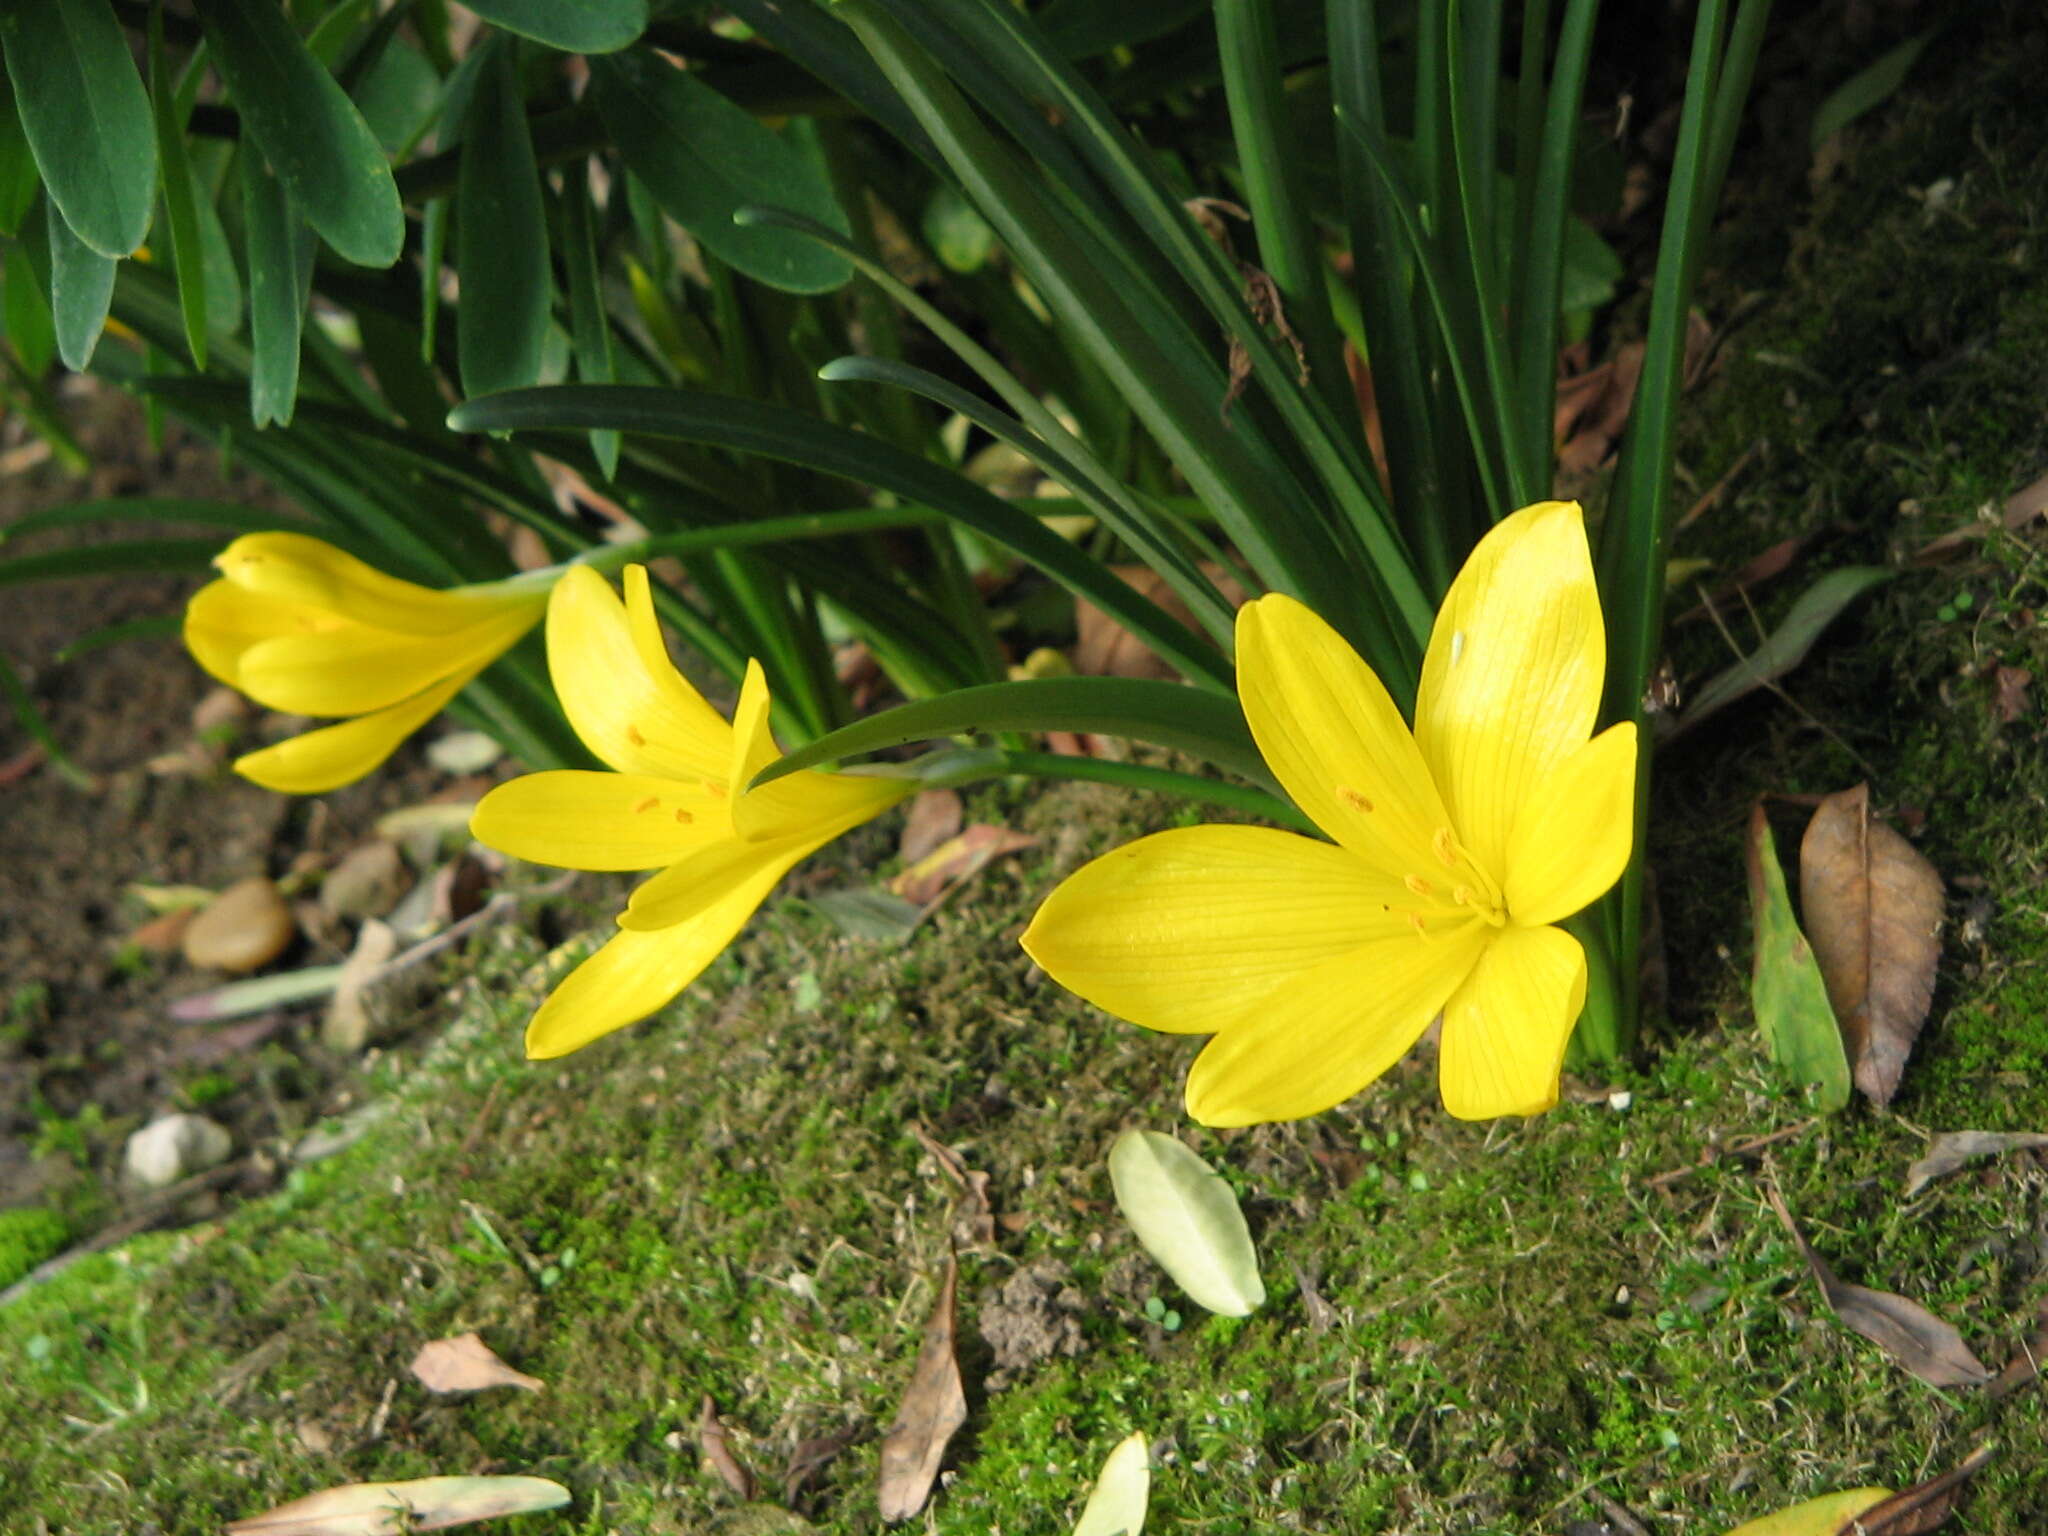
[1799, 785, 1945, 1106]
[784, 1423, 868, 1506]
[899, 789, 963, 865]
[1989, 1298, 2048, 1398]
[888, 825, 1038, 906]
[1992, 665, 2032, 724]
[225, 1475, 568, 1535]
[911, 1121, 997, 1246]
[698, 1395, 758, 1500]
[1904, 1130, 2048, 1196]
[877, 1253, 968, 1522]
[1766, 1183, 1991, 1388]
[407, 1332, 543, 1395]
[1843, 1441, 1993, 1534]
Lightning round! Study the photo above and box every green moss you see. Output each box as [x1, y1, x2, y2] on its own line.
[0, 1206, 71, 1287]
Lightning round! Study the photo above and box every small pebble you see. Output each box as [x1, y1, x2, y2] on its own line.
[425, 729, 502, 775]
[190, 687, 251, 736]
[1608, 1090, 1633, 1112]
[320, 840, 411, 921]
[124, 1113, 233, 1189]
[182, 877, 294, 973]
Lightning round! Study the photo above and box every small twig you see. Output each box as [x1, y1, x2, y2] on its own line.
[1645, 1119, 1816, 1191]
[1674, 439, 1763, 531]
[1588, 1486, 1653, 1536]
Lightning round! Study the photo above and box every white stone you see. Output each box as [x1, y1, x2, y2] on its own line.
[124, 1114, 233, 1190]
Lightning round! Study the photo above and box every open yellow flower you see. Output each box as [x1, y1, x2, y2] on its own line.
[1022, 501, 1636, 1124]
[184, 533, 548, 794]
[470, 564, 913, 1059]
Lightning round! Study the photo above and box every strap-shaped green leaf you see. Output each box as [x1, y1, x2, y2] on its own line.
[2, 241, 54, 376]
[0, 0, 154, 257]
[749, 676, 1264, 789]
[46, 198, 112, 369]
[241, 148, 314, 427]
[193, 0, 403, 268]
[457, 36, 550, 399]
[587, 49, 851, 294]
[461, 0, 647, 53]
[0, 536, 224, 585]
[446, 384, 1232, 691]
[149, 5, 207, 367]
[557, 172, 618, 479]
[0, 73, 42, 237]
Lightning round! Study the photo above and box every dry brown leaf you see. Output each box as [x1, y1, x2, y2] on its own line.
[876, 1254, 968, 1522]
[1672, 534, 1815, 627]
[1798, 785, 1944, 1106]
[226, 1475, 569, 1535]
[1840, 1442, 1993, 1534]
[899, 790, 964, 866]
[888, 825, 1038, 906]
[1904, 1130, 2048, 1197]
[698, 1395, 757, 1500]
[1989, 1298, 2048, 1398]
[407, 1332, 543, 1395]
[1992, 665, 2032, 724]
[784, 1424, 867, 1506]
[2001, 468, 2048, 530]
[1073, 564, 1249, 681]
[911, 1121, 997, 1246]
[1767, 1184, 1991, 1389]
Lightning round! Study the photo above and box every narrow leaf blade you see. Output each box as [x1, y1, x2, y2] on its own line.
[457, 37, 550, 398]
[1745, 803, 1851, 1112]
[45, 197, 114, 369]
[1072, 1432, 1150, 1536]
[461, 0, 647, 53]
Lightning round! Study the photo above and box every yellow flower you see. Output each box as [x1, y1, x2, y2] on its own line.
[470, 564, 913, 1059]
[185, 533, 548, 794]
[1022, 501, 1637, 1124]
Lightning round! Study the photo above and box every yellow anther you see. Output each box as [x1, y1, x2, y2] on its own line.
[704, 781, 727, 799]
[1432, 826, 1459, 867]
[1452, 885, 1475, 907]
[1338, 786, 1374, 814]
[1404, 874, 1434, 898]
[632, 796, 659, 814]
[1406, 911, 1428, 936]
[674, 808, 694, 824]
[625, 724, 646, 746]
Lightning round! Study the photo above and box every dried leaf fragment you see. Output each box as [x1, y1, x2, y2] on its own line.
[899, 789, 964, 864]
[888, 825, 1037, 906]
[877, 1254, 968, 1522]
[1843, 1442, 1993, 1534]
[1767, 1184, 1990, 1388]
[408, 1333, 543, 1395]
[1799, 785, 1945, 1106]
[1071, 1432, 1151, 1536]
[226, 1475, 569, 1535]
[1746, 803, 1852, 1111]
[1904, 1130, 2048, 1197]
[699, 1395, 758, 1500]
[1108, 1130, 1265, 1317]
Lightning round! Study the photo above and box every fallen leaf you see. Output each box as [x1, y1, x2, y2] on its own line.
[1904, 1130, 2048, 1197]
[911, 1122, 997, 1246]
[226, 1475, 569, 1535]
[1108, 1130, 1265, 1318]
[806, 888, 924, 942]
[1799, 785, 1945, 1106]
[1989, 1297, 2048, 1398]
[1071, 1431, 1150, 1536]
[2003, 468, 2048, 530]
[1717, 1488, 1892, 1536]
[783, 1424, 867, 1506]
[1843, 1442, 1993, 1534]
[1991, 665, 2032, 724]
[888, 824, 1038, 906]
[1073, 564, 1248, 681]
[1671, 534, 1815, 628]
[876, 1254, 968, 1522]
[1675, 568, 1894, 734]
[407, 1333, 544, 1395]
[1746, 803, 1852, 1111]
[1767, 1184, 1991, 1388]
[899, 789, 964, 865]
[698, 1395, 757, 1500]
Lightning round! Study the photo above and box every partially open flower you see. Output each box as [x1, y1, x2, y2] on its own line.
[184, 533, 549, 794]
[1023, 501, 1637, 1124]
[471, 564, 913, 1059]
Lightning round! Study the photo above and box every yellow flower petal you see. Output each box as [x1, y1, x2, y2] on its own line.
[233, 603, 535, 715]
[1414, 501, 1604, 878]
[231, 670, 471, 793]
[184, 577, 302, 685]
[616, 834, 814, 931]
[1184, 920, 1490, 1126]
[471, 771, 728, 871]
[1022, 825, 1414, 1037]
[1437, 922, 1587, 1119]
[216, 532, 513, 635]
[1504, 722, 1637, 927]
[1236, 594, 1453, 882]
[523, 856, 797, 1058]
[725, 659, 786, 840]
[548, 565, 732, 782]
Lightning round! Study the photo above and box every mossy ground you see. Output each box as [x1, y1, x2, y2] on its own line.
[9, 9, 2048, 1534]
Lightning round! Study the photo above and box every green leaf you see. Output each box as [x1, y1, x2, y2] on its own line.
[189, 146, 243, 338]
[1745, 803, 1851, 1114]
[920, 184, 994, 273]
[1072, 1432, 1151, 1536]
[353, 37, 442, 155]
[149, 5, 208, 367]
[1677, 567, 1894, 731]
[1108, 1129, 1266, 1317]
[0, 0, 155, 256]
[193, 0, 404, 268]
[0, 495, 300, 542]
[748, 677, 1265, 789]
[586, 49, 851, 294]
[0, 537, 224, 585]
[557, 172, 618, 479]
[461, 0, 647, 53]
[1719, 1488, 1892, 1536]
[457, 37, 550, 399]
[2, 242, 54, 376]
[0, 73, 42, 237]
[45, 197, 113, 369]
[1810, 30, 1935, 149]
[241, 147, 316, 427]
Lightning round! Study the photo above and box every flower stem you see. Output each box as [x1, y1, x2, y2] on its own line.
[1562, 905, 1628, 1068]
